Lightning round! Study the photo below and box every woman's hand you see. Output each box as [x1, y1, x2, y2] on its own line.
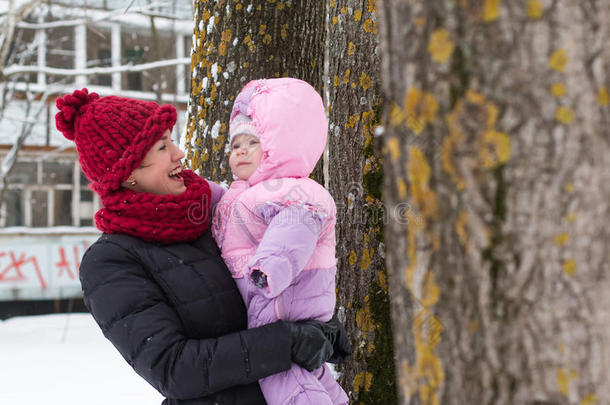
[286, 320, 334, 371]
[285, 317, 352, 371]
[324, 315, 352, 364]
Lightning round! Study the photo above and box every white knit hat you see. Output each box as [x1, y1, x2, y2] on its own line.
[229, 113, 259, 144]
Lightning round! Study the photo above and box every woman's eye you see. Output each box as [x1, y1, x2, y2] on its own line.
[159, 145, 167, 150]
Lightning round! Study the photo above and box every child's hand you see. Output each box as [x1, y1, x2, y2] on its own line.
[250, 268, 268, 288]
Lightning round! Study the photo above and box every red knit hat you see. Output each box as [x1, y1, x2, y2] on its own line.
[55, 88, 177, 196]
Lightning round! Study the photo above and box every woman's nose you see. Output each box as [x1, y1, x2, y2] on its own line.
[171, 143, 185, 160]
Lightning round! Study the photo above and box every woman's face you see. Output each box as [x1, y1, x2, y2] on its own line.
[229, 134, 263, 180]
[125, 130, 187, 195]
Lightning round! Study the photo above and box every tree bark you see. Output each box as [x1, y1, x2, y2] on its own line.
[380, 0, 610, 404]
[327, 0, 397, 403]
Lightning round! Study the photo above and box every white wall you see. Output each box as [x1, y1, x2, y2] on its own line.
[0, 230, 100, 300]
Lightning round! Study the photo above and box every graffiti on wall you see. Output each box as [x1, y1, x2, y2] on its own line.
[0, 233, 99, 300]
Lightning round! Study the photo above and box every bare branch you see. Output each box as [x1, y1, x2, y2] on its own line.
[3, 57, 189, 77]
[14, 1, 172, 29]
[0, 0, 43, 68]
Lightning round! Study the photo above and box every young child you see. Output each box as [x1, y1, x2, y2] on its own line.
[212, 78, 349, 405]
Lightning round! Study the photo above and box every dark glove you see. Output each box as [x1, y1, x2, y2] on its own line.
[250, 268, 268, 288]
[325, 315, 352, 364]
[286, 320, 334, 371]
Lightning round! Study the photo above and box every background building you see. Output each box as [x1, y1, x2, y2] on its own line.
[0, 0, 193, 315]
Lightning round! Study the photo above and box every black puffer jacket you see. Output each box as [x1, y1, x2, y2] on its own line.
[80, 231, 292, 404]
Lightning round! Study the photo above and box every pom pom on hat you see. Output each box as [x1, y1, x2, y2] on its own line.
[55, 88, 99, 141]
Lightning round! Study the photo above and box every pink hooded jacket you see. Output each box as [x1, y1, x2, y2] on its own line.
[212, 78, 348, 405]
[211, 78, 337, 327]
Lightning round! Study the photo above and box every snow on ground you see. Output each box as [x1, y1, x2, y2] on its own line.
[0, 313, 163, 405]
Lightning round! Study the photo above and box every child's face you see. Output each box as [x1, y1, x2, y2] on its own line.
[229, 134, 263, 180]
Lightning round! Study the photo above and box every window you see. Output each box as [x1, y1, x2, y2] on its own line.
[46, 26, 75, 85]
[1, 155, 99, 228]
[122, 32, 147, 91]
[7, 3, 192, 102]
[87, 26, 112, 86]
[121, 30, 178, 94]
[11, 27, 37, 83]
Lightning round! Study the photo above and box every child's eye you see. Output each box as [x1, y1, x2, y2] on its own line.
[249, 140, 259, 146]
[232, 143, 240, 150]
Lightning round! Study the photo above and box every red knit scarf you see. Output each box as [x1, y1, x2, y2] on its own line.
[95, 170, 212, 244]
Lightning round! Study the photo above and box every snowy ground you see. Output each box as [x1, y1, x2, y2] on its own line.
[0, 313, 164, 405]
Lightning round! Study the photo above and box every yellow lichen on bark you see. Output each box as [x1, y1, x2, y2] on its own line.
[479, 130, 511, 168]
[557, 368, 578, 397]
[377, 270, 388, 293]
[390, 102, 405, 127]
[551, 82, 566, 98]
[562, 259, 576, 276]
[360, 247, 372, 270]
[366, 0, 376, 13]
[527, 0, 543, 19]
[343, 69, 351, 84]
[411, 306, 444, 405]
[397, 178, 407, 199]
[404, 88, 439, 135]
[549, 49, 568, 72]
[482, 0, 501, 22]
[387, 137, 401, 162]
[421, 272, 440, 308]
[349, 250, 358, 266]
[407, 147, 438, 220]
[360, 72, 372, 90]
[554, 233, 570, 246]
[356, 299, 376, 333]
[427, 28, 455, 64]
[363, 19, 377, 34]
[441, 136, 465, 190]
[345, 113, 361, 128]
[212, 134, 226, 153]
[555, 106, 575, 124]
[353, 371, 373, 393]
[455, 211, 469, 248]
[348, 42, 356, 55]
[598, 86, 609, 106]
[580, 394, 597, 405]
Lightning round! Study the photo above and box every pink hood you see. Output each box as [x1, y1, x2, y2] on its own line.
[230, 78, 327, 187]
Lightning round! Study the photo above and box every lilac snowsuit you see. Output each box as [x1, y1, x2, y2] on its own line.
[211, 78, 349, 405]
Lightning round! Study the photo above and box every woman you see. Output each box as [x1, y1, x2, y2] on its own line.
[55, 88, 350, 405]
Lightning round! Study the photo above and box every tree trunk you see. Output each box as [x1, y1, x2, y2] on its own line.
[189, 1, 398, 401]
[380, 0, 610, 404]
[187, 0, 325, 183]
[327, 0, 397, 403]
